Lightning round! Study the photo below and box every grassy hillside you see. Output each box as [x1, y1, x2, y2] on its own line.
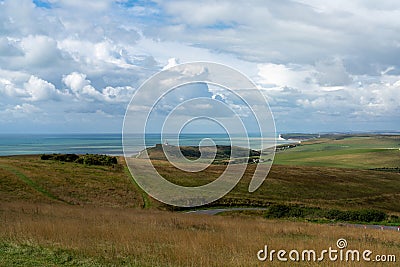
[143, 144, 261, 164]
[1, 135, 400, 266]
[2, 136, 400, 213]
[0, 155, 144, 207]
[151, 160, 400, 213]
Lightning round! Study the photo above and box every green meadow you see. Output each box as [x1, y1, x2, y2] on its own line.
[274, 135, 400, 169]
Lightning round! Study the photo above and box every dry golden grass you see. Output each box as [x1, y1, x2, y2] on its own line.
[1, 202, 399, 266]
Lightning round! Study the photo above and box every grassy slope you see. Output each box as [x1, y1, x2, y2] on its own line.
[147, 135, 400, 212]
[1, 135, 400, 213]
[227, 136, 400, 212]
[152, 160, 400, 212]
[1, 136, 400, 266]
[143, 144, 260, 164]
[0, 155, 144, 208]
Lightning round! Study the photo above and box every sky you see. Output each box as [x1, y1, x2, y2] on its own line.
[0, 0, 399, 134]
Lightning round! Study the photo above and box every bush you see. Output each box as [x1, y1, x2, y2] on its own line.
[324, 209, 387, 223]
[265, 204, 323, 219]
[40, 154, 118, 166]
[40, 154, 54, 160]
[54, 154, 80, 162]
[357, 209, 387, 222]
[79, 154, 118, 166]
[264, 204, 388, 223]
[389, 215, 400, 223]
[265, 204, 290, 218]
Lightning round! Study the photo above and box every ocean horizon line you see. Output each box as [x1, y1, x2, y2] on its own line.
[0, 133, 283, 157]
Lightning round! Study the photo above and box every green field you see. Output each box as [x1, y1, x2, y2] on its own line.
[274, 135, 400, 169]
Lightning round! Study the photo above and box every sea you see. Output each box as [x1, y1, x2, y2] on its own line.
[0, 133, 289, 156]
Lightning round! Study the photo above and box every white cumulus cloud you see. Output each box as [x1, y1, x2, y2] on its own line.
[24, 75, 64, 101]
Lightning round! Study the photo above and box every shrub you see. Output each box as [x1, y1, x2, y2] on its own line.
[265, 204, 290, 218]
[324, 209, 387, 223]
[54, 154, 79, 162]
[389, 215, 400, 223]
[265, 204, 388, 223]
[357, 209, 387, 222]
[40, 154, 54, 160]
[40, 154, 118, 166]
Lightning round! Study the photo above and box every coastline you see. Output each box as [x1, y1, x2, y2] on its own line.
[0, 133, 287, 157]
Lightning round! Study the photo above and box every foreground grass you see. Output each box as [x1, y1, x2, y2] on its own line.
[1, 202, 399, 266]
[0, 242, 108, 267]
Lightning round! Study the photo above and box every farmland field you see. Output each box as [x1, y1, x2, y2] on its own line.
[273, 135, 400, 169]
